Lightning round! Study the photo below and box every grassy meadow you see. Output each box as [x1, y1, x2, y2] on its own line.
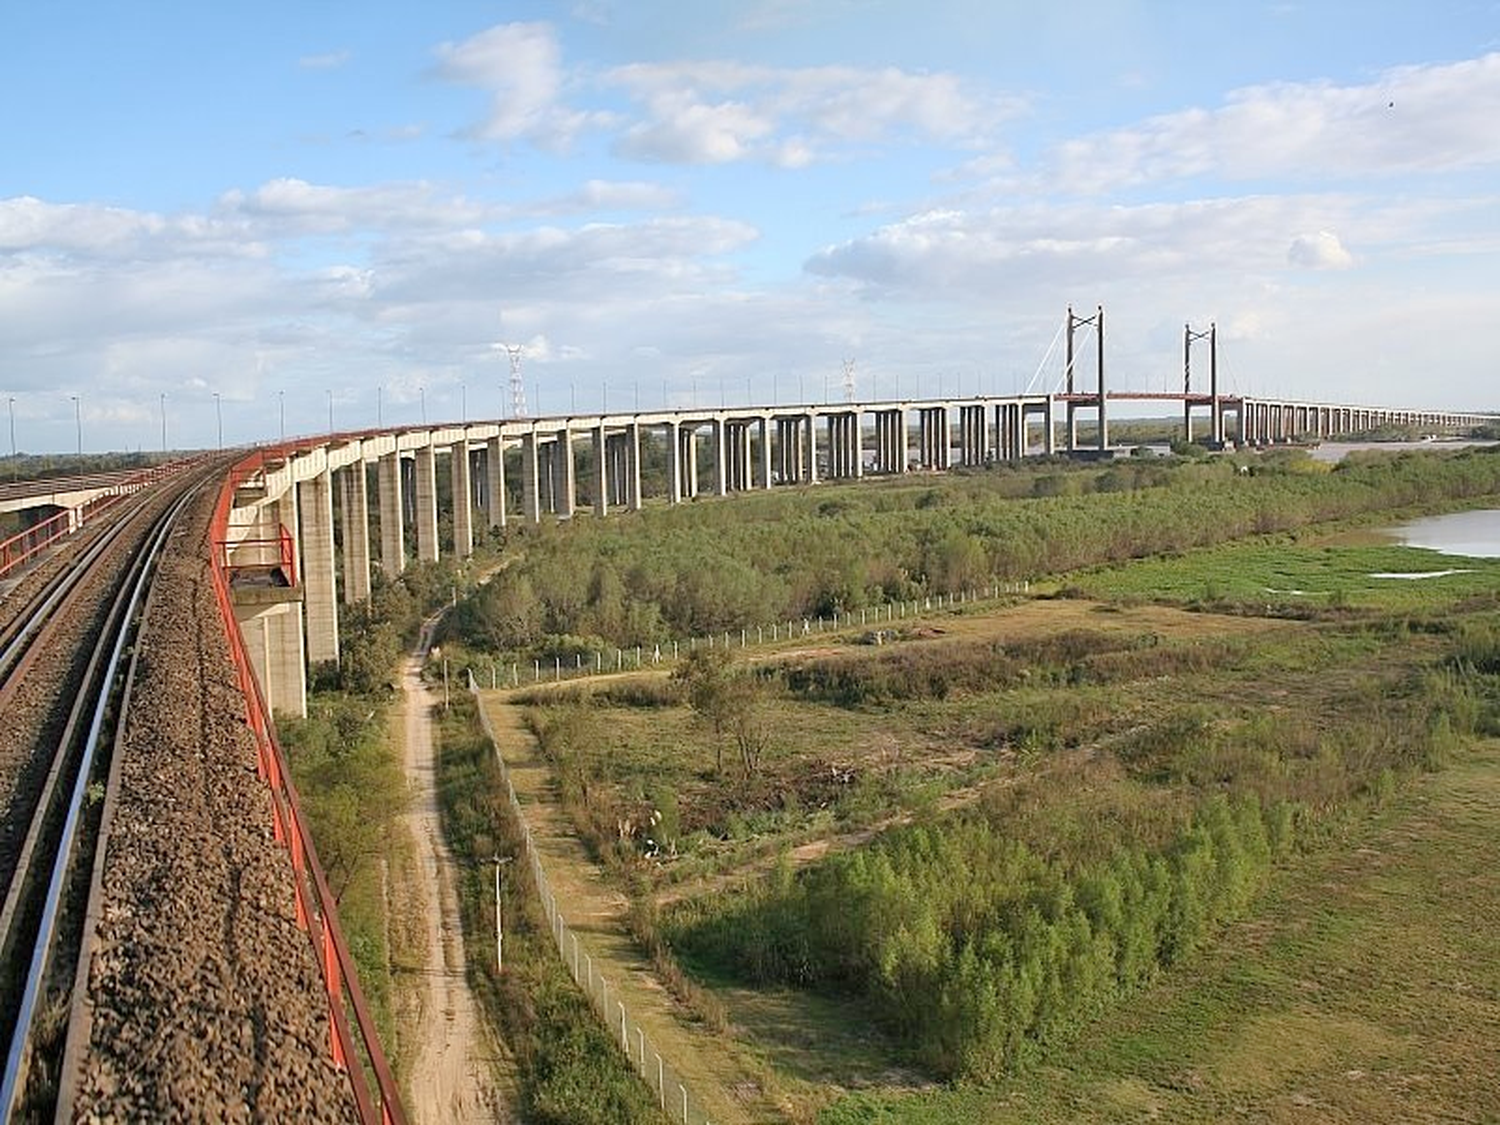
[468, 454, 1499, 1122]
[427, 445, 1500, 1122]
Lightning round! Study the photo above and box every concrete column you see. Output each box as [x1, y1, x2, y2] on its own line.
[803, 413, 818, 484]
[235, 599, 307, 719]
[553, 427, 575, 518]
[678, 425, 699, 498]
[299, 469, 339, 666]
[377, 452, 404, 575]
[758, 417, 772, 489]
[711, 418, 727, 496]
[593, 424, 609, 517]
[451, 439, 474, 557]
[338, 463, 371, 603]
[486, 437, 506, 529]
[664, 421, 682, 503]
[627, 424, 643, 510]
[415, 443, 440, 562]
[775, 418, 795, 482]
[852, 411, 864, 478]
[521, 432, 541, 523]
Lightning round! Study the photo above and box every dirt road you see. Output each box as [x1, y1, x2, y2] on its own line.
[400, 628, 510, 1124]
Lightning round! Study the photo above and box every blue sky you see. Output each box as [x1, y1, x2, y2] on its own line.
[3, 1, 1499, 452]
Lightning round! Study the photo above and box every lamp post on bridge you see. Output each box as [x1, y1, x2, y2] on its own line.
[70, 395, 81, 456]
[160, 393, 167, 453]
[213, 392, 222, 451]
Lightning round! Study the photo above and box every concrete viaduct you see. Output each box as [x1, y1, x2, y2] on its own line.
[199, 391, 1492, 717]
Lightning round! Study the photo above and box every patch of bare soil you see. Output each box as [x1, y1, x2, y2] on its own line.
[399, 629, 513, 1124]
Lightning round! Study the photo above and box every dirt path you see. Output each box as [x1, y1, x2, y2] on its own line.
[401, 626, 511, 1124]
[480, 694, 789, 1125]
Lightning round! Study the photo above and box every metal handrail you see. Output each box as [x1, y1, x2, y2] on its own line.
[207, 452, 406, 1125]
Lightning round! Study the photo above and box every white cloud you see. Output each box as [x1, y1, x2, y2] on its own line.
[608, 59, 1014, 165]
[433, 23, 1018, 166]
[543, 179, 682, 213]
[0, 196, 261, 259]
[1036, 52, 1500, 193]
[805, 196, 1370, 294]
[433, 22, 610, 149]
[1287, 230, 1354, 269]
[220, 178, 493, 234]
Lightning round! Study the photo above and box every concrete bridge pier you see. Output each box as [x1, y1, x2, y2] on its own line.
[710, 418, 728, 497]
[550, 428, 576, 517]
[724, 420, 753, 491]
[414, 444, 440, 561]
[299, 469, 339, 666]
[825, 412, 863, 479]
[917, 406, 949, 470]
[451, 439, 474, 556]
[802, 413, 819, 484]
[229, 473, 308, 719]
[871, 409, 906, 473]
[485, 437, 507, 529]
[337, 463, 371, 602]
[378, 452, 404, 574]
[676, 424, 700, 499]
[593, 425, 610, 517]
[957, 405, 986, 466]
[774, 417, 802, 483]
[521, 432, 542, 522]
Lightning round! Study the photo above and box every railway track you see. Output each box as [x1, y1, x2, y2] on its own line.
[0, 465, 359, 1122]
[0, 470, 201, 1118]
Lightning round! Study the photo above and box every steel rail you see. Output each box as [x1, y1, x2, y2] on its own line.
[0, 476, 203, 1119]
[0, 491, 152, 695]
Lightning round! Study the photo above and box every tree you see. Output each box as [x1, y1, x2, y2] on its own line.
[673, 647, 736, 774]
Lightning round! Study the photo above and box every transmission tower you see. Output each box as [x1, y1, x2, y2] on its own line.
[841, 357, 856, 403]
[504, 343, 527, 418]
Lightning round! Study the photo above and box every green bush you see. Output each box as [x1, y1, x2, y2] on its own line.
[668, 793, 1290, 1081]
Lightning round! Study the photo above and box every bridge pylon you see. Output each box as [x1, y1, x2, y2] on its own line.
[1065, 305, 1106, 452]
[1184, 321, 1221, 446]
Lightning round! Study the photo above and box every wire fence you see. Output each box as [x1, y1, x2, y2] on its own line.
[468, 581, 1032, 691]
[469, 677, 721, 1125]
[461, 579, 1030, 1123]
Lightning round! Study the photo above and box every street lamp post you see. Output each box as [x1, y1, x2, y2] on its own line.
[160, 393, 167, 453]
[71, 395, 81, 456]
[7, 397, 15, 464]
[278, 390, 285, 443]
[327, 389, 334, 434]
[214, 392, 222, 451]
[493, 855, 515, 973]
[420, 386, 426, 425]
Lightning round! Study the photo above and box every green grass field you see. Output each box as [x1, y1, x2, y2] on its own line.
[1071, 540, 1500, 612]
[818, 741, 1500, 1123]
[440, 457, 1500, 1123]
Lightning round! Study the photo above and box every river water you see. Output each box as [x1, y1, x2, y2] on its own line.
[1383, 509, 1500, 559]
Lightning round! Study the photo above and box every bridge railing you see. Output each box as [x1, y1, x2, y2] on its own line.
[0, 457, 198, 582]
[207, 451, 406, 1125]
